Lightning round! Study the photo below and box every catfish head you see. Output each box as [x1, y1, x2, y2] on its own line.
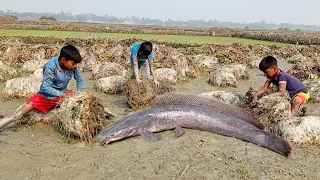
[96, 113, 146, 147]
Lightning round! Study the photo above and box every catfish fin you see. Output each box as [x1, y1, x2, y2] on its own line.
[140, 129, 161, 142]
[174, 126, 184, 138]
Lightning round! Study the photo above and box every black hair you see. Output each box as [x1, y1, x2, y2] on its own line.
[259, 56, 278, 72]
[139, 41, 153, 56]
[58, 45, 82, 63]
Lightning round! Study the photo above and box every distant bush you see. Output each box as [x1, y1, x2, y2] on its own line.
[8, 15, 18, 20]
[39, 16, 57, 21]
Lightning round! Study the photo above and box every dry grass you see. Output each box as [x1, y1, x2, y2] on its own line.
[124, 79, 174, 110]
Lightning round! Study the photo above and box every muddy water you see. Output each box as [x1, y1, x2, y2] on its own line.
[1, 60, 320, 180]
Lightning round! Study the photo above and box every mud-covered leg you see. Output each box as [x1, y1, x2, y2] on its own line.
[291, 97, 302, 117]
[140, 61, 150, 79]
[0, 103, 34, 130]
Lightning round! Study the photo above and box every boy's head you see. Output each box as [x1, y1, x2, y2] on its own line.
[58, 45, 82, 69]
[259, 56, 279, 79]
[138, 41, 153, 58]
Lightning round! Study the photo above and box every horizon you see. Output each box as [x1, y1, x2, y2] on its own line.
[1, 0, 319, 26]
[1, 9, 320, 28]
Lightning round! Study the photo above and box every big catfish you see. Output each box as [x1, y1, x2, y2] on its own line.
[97, 93, 291, 156]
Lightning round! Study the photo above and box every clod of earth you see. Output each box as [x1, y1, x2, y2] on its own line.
[55, 91, 116, 143]
[124, 79, 174, 110]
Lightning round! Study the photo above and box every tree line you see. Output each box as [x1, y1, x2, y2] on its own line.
[1, 10, 320, 31]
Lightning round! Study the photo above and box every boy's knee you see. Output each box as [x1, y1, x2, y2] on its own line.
[140, 64, 150, 78]
[292, 97, 301, 105]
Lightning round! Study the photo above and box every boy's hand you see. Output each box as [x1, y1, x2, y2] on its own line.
[250, 100, 257, 107]
[251, 95, 258, 107]
[56, 99, 63, 106]
[62, 90, 74, 97]
[153, 79, 160, 87]
[57, 91, 74, 106]
[136, 78, 143, 85]
[148, 76, 160, 87]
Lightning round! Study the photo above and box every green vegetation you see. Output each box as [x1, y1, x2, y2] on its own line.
[7, 15, 18, 20]
[39, 16, 57, 21]
[0, 29, 289, 45]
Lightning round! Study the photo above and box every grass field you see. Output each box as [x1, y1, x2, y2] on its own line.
[0, 29, 289, 45]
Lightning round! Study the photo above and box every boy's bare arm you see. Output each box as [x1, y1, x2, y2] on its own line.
[253, 80, 271, 101]
[270, 83, 286, 97]
[74, 67, 84, 91]
[132, 55, 141, 82]
[148, 60, 155, 78]
[148, 60, 159, 86]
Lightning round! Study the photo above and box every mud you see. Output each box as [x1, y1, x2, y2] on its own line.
[0, 59, 320, 180]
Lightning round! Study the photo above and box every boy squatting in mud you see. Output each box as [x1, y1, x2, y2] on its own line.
[253, 56, 310, 117]
[0, 45, 84, 129]
[130, 41, 159, 86]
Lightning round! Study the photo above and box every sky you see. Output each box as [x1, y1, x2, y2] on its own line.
[1, 0, 319, 25]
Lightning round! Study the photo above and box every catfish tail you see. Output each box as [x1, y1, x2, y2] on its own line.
[262, 131, 292, 156]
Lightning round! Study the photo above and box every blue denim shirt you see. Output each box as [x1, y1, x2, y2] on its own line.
[130, 42, 154, 64]
[39, 56, 84, 99]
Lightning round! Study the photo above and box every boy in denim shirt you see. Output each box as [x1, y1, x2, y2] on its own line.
[0, 45, 84, 129]
[130, 41, 159, 86]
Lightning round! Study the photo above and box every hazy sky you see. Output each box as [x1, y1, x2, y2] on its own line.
[1, 0, 319, 25]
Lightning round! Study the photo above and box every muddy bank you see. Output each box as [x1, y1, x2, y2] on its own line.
[1, 124, 320, 180]
[1, 59, 320, 179]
